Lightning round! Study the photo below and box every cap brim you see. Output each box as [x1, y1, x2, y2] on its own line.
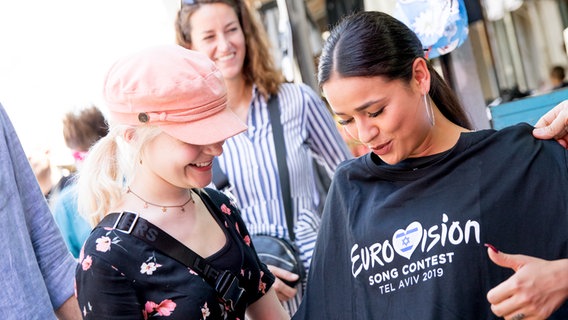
[160, 107, 247, 145]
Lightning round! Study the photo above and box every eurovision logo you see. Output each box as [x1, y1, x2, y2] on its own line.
[351, 214, 481, 278]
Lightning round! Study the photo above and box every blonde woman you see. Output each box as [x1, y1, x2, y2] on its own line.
[75, 45, 288, 320]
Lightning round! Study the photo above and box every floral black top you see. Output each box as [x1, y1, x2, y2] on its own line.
[75, 188, 275, 319]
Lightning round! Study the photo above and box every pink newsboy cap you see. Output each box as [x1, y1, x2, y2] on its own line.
[103, 44, 246, 145]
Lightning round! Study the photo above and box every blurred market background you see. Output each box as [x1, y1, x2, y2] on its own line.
[1, 0, 568, 168]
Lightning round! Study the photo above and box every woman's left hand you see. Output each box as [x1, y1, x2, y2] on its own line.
[266, 265, 299, 302]
[486, 246, 568, 319]
[533, 100, 568, 149]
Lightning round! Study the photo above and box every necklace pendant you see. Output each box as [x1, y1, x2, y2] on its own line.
[128, 186, 192, 214]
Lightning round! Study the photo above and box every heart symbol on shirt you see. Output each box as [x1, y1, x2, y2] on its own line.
[392, 222, 423, 260]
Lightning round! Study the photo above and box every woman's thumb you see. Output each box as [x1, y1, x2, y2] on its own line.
[485, 244, 526, 272]
[533, 102, 568, 139]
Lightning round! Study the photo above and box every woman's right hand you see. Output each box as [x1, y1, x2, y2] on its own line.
[533, 100, 568, 148]
[486, 246, 568, 319]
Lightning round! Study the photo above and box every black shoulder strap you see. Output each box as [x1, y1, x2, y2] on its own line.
[210, 95, 295, 241]
[96, 209, 244, 310]
[266, 94, 295, 241]
[212, 157, 230, 191]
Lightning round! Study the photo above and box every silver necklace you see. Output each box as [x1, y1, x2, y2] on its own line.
[127, 187, 194, 213]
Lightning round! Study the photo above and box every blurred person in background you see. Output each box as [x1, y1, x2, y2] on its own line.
[550, 65, 568, 90]
[52, 105, 108, 258]
[27, 147, 73, 207]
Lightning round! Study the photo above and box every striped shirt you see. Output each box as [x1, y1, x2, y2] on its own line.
[216, 82, 352, 313]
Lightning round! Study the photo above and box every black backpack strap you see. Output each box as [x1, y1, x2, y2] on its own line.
[96, 211, 244, 310]
[209, 94, 295, 241]
[266, 94, 295, 242]
[211, 157, 231, 191]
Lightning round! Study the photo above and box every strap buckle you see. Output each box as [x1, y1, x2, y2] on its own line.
[112, 211, 139, 234]
[215, 270, 245, 312]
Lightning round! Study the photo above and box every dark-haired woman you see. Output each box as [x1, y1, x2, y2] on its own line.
[293, 11, 568, 320]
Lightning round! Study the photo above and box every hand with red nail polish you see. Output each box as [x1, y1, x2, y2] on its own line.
[533, 100, 568, 149]
[486, 247, 568, 320]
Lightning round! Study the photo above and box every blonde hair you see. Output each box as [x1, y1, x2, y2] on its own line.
[174, 0, 284, 98]
[77, 124, 162, 226]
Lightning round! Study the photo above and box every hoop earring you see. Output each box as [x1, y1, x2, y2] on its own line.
[424, 94, 435, 126]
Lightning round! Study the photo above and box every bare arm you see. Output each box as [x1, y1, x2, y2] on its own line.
[55, 296, 82, 320]
[246, 288, 290, 320]
[266, 265, 299, 302]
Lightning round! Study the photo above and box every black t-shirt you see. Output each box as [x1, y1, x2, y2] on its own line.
[76, 188, 275, 319]
[294, 124, 568, 319]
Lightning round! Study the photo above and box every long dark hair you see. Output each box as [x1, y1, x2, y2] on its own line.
[318, 11, 472, 129]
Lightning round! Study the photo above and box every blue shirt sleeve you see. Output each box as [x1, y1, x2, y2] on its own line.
[0, 104, 77, 315]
